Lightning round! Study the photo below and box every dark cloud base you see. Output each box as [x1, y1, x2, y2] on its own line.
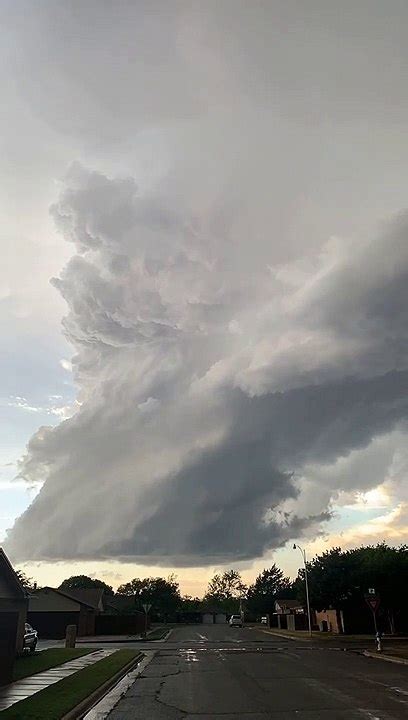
[7, 370, 408, 565]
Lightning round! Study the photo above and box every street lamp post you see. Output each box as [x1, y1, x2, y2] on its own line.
[293, 544, 312, 637]
[239, 595, 244, 627]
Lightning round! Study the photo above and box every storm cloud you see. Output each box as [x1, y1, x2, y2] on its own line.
[6, 164, 408, 564]
[3, 1, 408, 564]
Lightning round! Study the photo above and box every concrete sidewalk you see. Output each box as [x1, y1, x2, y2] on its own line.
[77, 635, 142, 643]
[0, 649, 115, 712]
[363, 650, 408, 665]
[257, 628, 382, 642]
[258, 627, 408, 665]
[258, 627, 407, 643]
[77, 626, 171, 644]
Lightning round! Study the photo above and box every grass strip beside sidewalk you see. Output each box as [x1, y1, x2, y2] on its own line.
[1, 650, 140, 719]
[13, 648, 94, 681]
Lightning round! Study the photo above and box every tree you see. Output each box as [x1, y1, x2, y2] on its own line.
[116, 578, 146, 597]
[59, 575, 114, 595]
[177, 595, 203, 619]
[293, 547, 353, 611]
[117, 576, 181, 619]
[15, 570, 37, 592]
[179, 596, 202, 612]
[206, 569, 247, 601]
[246, 564, 292, 616]
[204, 570, 247, 614]
[294, 543, 408, 633]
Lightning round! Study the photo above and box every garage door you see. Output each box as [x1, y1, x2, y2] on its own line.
[202, 613, 214, 624]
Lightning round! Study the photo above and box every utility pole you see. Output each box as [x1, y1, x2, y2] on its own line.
[239, 595, 244, 627]
[293, 544, 312, 637]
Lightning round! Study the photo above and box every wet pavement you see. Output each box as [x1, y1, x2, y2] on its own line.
[103, 625, 408, 719]
[0, 649, 115, 711]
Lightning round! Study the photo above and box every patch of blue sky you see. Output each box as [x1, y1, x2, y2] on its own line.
[0, 333, 72, 404]
[0, 348, 75, 541]
[326, 505, 387, 534]
[0, 482, 40, 542]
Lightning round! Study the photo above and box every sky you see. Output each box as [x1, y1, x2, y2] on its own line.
[1, 0, 408, 596]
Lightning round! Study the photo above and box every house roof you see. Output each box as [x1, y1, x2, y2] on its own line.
[28, 587, 81, 612]
[275, 599, 303, 609]
[0, 548, 27, 598]
[103, 595, 137, 613]
[60, 588, 105, 610]
[30, 587, 97, 610]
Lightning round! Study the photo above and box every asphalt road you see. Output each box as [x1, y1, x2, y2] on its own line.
[105, 624, 408, 719]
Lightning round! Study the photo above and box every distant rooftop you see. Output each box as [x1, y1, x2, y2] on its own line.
[60, 587, 106, 610]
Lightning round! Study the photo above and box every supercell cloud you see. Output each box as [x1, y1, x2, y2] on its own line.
[6, 166, 408, 564]
[3, 1, 408, 563]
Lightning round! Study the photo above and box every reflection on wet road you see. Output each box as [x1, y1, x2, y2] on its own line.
[101, 624, 408, 719]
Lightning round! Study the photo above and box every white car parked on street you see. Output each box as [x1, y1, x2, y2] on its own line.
[229, 614, 243, 628]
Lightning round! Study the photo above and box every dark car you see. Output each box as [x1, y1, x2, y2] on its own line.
[23, 623, 38, 653]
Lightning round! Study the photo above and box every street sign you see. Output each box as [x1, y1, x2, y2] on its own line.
[364, 593, 381, 637]
[142, 603, 152, 614]
[365, 595, 380, 614]
[367, 598, 380, 613]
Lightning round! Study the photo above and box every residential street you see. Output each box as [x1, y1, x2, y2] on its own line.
[104, 624, 408, 719]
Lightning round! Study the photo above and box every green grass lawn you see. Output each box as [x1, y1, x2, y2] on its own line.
[13, 648, 94, 681]
[1, 650, 140, 719]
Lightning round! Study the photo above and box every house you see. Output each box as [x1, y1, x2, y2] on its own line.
[200, 606, 227, 624]
[57, 588, 146, 636]
[0, 549, 28, 654]
[102, 594, 136, 615]
[202, 612, 227, 624]
[97, 594, 147, 635]
[62, 587, 105, 613]
[315, 604, 398, 635]
[274, 599, 309, 631]
[28, 587, 99, 638]
[274, 599, 304, 615]
[315, 608, 345, 634]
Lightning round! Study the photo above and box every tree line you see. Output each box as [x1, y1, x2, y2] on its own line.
[19, 543, 407, 627]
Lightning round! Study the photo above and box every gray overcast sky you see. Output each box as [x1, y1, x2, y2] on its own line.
[1, 1, 408, 585]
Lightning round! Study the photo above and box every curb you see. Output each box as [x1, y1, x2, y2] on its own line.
[61, 652, 143, 720]
[76, 628, 171, 644]
[363, 650, 408, 666]
[157, 628, 173, 643]
[77, 638, 141, 644]
[259, 629, 308, 642]
[82, 651, 156, 720]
